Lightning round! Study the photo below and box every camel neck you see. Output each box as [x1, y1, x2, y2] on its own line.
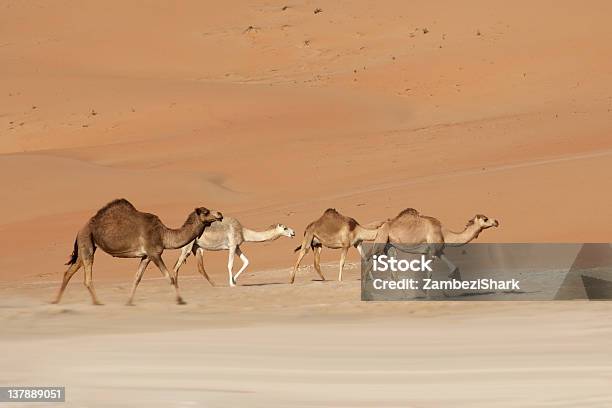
[162, 212, 205, 249]
[242, 227, 281, 242]
[443, 223, 482, 246]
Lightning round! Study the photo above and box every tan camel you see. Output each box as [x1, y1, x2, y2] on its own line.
[173, 216, 295, 287]
[51, 199, 222, 305]
[368, 208, 499, 279]
[380, 208, 499, 247]
[290, 208, 385, 283]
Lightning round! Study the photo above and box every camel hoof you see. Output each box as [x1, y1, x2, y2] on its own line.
[50, 300, 59, 305]
[177, 298, 187, 305]
[125, 302, 135, 306]
[92, 302, 104, 306]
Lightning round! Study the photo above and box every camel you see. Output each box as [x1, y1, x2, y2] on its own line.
[51, 199, 222, 305]
[368, 208, 499, 279]
[290, 208, 386, 283]
[381, 208, 499, 247]
[173, 217, 295, 287]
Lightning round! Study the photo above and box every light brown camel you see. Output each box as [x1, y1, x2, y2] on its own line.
[368, 208, 499, 278]
[380, 208, 499, 247]
[51, 199, 222, 305]
[290, 208, 385, 283]
[173, 216, 295, 287]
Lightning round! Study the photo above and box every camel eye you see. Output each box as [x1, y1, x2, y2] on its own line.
[483, 217, 488, 222]
[203, 209, 210, 216]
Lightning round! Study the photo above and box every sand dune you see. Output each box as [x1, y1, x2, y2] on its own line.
[2, 1, 611, 283]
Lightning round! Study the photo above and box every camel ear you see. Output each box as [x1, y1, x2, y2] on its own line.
[195, 208, 209, 216]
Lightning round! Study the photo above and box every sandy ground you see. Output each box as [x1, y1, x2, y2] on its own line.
[1, 0, 612, 406]
[2, 267, 612, 407]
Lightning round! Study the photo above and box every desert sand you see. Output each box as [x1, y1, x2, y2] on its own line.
[1, 1, 611, 406]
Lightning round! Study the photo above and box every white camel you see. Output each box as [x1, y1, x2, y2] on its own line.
[173, 216, 295, 286]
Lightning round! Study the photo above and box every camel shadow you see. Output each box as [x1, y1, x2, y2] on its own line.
[240, 282, 286, 287]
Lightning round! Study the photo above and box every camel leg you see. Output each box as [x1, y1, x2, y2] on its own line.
[313, 246, 325, 281]
[227, 245, 237, 287]
[338, 247, 348, 282]
[290, 232, 315, 284]
[358, 244, 375, 282]
[355, 243, 364, 259]
[126, 257, 150, 306]
[388, 245, 399, 280]
[355, 243, 374, 282]
[82, 257, 102, 305]
[172, 243, 193, 287]
[290, 246, 310, 284]
[151, 255, 185, 305]
[440, 253, 460, 280]
[232, 246, 250, 284]
[51, 258, 83, 304]
[195, 247, 214, 286]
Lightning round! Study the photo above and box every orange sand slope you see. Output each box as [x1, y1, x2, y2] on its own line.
[1, 1, 612, 283]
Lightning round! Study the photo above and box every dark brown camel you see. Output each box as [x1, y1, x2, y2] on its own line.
[51, 199, 222, 305]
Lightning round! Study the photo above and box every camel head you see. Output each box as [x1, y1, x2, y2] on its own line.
[469, 214, 499, 230]
[274, 223, 295, 238]
[195, 207, 223, 225]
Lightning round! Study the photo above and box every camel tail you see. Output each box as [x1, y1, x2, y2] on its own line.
[65, 238, 78, 265]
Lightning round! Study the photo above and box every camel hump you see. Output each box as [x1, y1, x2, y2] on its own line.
[92, 198, 137, 218]
[397, 208, 420, 217]
[320, 208, 359, 229]
[322, 208, 344, 221]
[323, 208, 340, 216]
[104, 198, 135, 210]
